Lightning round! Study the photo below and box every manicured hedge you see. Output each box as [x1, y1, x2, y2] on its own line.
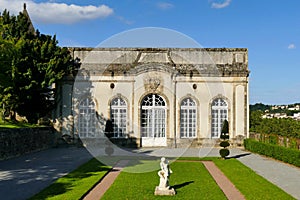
[244, 139, 300, 167]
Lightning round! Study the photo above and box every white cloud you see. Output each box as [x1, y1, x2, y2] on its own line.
[0, 0, 114, 24]
[157, 2, 174, 10]
[211, 0, 232, 9]
[288, 43, 296, 49]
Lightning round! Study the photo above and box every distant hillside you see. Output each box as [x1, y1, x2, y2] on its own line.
[250, 103, 271, 111]
[250, 103, 300, 117]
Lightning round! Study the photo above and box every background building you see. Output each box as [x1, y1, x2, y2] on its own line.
[55, 47, 249, 147]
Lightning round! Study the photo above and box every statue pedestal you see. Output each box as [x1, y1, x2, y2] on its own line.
[154, 186, 176, 196]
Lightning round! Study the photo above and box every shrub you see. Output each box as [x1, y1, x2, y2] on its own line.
[269, 135, 278, 145]
[220, 141, 230, 148]
[219, 148, 230, 158]
[289, 138, 298, 149]
[244, 139, 300, 167]
[219, 120, 230, 159]
[220, 120, 229, 140]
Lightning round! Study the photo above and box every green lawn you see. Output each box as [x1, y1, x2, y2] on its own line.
[28, 157, 295, 200]
[0, 121, 40, 128]
[28, 158, 111, 200]
[101, 161, 227, 200]
[102, 158, 295, 200]
[213, 158, 295, 200]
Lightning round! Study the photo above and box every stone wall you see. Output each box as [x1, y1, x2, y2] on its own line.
[0, 127, 55, 160]
[249, 132, 300, 149]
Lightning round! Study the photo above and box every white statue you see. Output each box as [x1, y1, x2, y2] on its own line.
[158, 157, 172, 189]
[154, 157, 176, 195]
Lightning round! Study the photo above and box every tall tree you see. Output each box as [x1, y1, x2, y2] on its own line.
[0, 9, 76, 123]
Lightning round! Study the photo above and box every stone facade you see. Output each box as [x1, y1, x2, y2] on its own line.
[54, 48, 249, 147]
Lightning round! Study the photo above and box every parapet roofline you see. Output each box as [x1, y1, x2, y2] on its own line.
[68, 47, 248, 52]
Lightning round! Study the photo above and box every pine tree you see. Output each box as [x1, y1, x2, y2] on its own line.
[0, 9, 76, 123]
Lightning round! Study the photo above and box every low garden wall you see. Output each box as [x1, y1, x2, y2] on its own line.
[249, 132, 300, 149]
[0, 127, 55, 160]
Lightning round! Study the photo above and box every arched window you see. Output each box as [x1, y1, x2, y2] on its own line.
[78, 98, 96, 138]
[211, 98, 228, 138]
[141, 94, 166, 137]
[110, 97, 127, 138]
[180, 98, 197, 138]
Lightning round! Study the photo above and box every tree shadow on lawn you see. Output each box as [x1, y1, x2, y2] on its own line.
[172, 181, 194, 190]
[66, 165, 109, 179]
[29, 182, 72, 200]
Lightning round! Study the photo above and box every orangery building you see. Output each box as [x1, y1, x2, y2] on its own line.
[55, 47, 250, 147]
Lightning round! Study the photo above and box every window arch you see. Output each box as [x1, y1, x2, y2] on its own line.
[180, 98, 197, 138]
[110, 97, 127, 138]
[141, 94, 166, 137]
[211, 98, 228, 138]
[78, 98, 96, 138]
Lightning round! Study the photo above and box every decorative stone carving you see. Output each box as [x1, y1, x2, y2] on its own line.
[144, 74, 162, 92]
[154, 157, 176, 196]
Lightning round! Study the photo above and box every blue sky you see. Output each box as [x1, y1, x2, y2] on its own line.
[1, 0, 300, 105]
